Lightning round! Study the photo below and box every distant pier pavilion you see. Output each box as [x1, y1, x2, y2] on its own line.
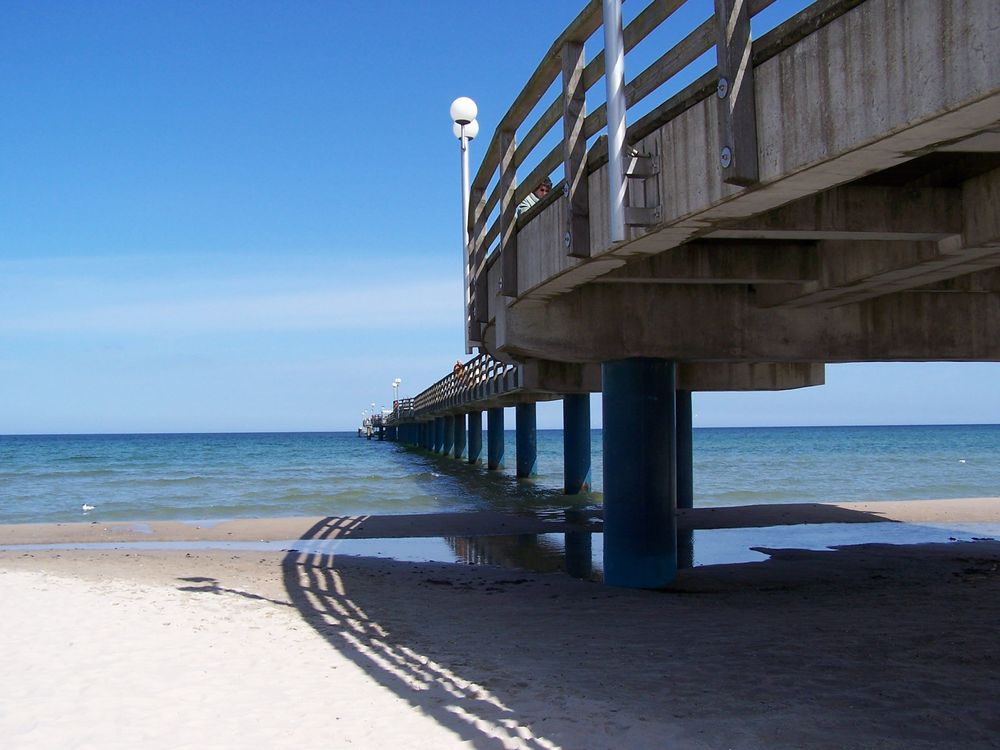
[384, 0, 1000, 589]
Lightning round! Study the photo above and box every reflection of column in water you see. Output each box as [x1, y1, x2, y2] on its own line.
[564, 531, 592, 579]
[563, 508, 593, 579]
[445, 534, 570, 573]
[444, 536, 509, 566]
[677, 529, 694, 570]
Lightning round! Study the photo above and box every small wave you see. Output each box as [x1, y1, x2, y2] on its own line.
[707, 490, 805, 504]
[11, 469, 119, 480]
[150, 476, 213, 485]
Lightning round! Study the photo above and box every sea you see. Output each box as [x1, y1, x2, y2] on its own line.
[2, 425, 999, 525]
[2, 426, 999, 570]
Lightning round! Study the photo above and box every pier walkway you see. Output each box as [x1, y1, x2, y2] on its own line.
[384, 0, 1000, 588]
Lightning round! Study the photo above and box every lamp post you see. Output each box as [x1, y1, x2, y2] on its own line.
[451, 96, 479, 354]
[392, 378, 401, 406]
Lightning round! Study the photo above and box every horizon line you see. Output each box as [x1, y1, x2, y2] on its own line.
[4, 422, 1000, 438]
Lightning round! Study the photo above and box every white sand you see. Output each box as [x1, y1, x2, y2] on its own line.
[3, 502, 1000, 749]
[0, 567, 491, 749]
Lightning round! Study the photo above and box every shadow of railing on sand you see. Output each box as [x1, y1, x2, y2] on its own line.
[273, 533, 1000, 749]
[172, 513, 1000, 749]
[280, 525, 563, 749]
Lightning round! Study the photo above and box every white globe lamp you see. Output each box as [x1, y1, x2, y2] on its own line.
[450, 96, 478, 125]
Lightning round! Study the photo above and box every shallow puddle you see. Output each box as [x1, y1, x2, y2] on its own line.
[2, 520, 998, 581]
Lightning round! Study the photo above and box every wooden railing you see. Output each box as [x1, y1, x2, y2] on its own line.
[392, 398, 415, 420]
[392, 354, 519, 420]
[465, 0, 855, 341]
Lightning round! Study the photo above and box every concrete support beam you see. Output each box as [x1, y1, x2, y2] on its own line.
[520, 359, 602, 394]
[708, 186, 962, 242]
[676, 362, 824, 391]
[487, 407, 505, 470]
[595, 240, 817, 285]
[602, 358, 677, 589]
[756, 167, 1000, 308]
[515, 403, 537, 478]
[468, 411, 483, 465]
[501, 283, 1000, 363]
[964, 166, 1000, 248]
[562, 394, 592, 495]
[758, 241, 1000, 309]
[454, 413, 466, 460]
[921, 268, 1000, 293]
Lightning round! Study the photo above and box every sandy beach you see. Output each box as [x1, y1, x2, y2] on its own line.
[3, 499, 1000, 749]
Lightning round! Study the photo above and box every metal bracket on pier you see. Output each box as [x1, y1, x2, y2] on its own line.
[624, 150, 658, 179]
[624, 206, 660, 226]
[624, 146, 661, 228]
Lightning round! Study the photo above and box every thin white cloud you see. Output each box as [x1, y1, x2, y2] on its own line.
[0, 278, 461, 334]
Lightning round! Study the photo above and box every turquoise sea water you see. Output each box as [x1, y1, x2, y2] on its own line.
[1, 425, 999, 526]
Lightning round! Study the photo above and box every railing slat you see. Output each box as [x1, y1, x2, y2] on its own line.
[562, 39, 591, 259]
[627, 16, 715, 110]
[515, 97, 563, 173]
[499, 130, 519, 297]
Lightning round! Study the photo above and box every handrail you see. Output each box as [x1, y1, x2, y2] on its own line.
[465, 0, 830, 340]
[395, 354, 519, 419]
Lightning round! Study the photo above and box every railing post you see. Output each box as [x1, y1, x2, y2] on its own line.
[714, 0, 759, 186]
[562, 40, 590, 259]
[469, 187, 487, 344]
[499, 129, 518, 297]
[602, 0, 627, 244]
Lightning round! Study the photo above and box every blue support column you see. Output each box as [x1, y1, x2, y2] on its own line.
[468, 411, 483, 464]
[423, 422, 432, 451]
[443, 415, 455, 456]
[562, 394, 592, 494]
[454, 413, 466, 459]
[487, 407, 504, 470]
[515, 403, 537, 478]
[434, 417, 445, 453]
[602, 358, 678, 589]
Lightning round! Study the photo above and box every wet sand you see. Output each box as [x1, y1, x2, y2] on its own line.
[3, 498, 1000, 749]
[2, 496, 998, 546]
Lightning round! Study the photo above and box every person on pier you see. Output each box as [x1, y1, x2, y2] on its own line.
[517, 177, 551, 215]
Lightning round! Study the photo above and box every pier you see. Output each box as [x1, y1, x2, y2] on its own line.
[385, 0, 1000, 588]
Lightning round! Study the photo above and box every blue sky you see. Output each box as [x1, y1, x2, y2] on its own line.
[2, 1, 998, 433]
